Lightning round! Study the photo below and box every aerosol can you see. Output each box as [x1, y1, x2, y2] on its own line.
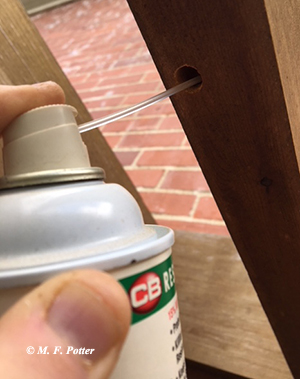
[0, 104, 187, 378]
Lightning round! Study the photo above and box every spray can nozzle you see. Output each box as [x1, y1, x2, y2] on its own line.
[0, 76, 201, 190]
[0, 104, 104, 189]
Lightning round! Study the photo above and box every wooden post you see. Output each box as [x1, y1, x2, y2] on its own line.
[0, 0, 155, 224]
[173, 231, 291, 378]
[126, 0, 300, 375]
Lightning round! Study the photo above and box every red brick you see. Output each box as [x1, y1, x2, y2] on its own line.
[159, 116, 183, 130]
[113, 54, 152, 68]
[161, 171, 210, 192]
[121, 93, 158, 106]
[81, 83, 158, 100]
[127, 63, 156, 75]
[74, 60, 111, 74]
[157, 219, 229, 236]
[104, 135, 122, 149]
[140, 192, 196, 216]
[127, 117, 162, 131]
[127, 169, 164, 188]
[98, 67, 130, 79]
[115, 151, 139, 166]
[62, 65, 82, 75]
[142, 71, 162, 82]
[119, 48, 141, 60]
[161, 103, 176, 115]
[113, 35, 143, 48]
[87, 73, 106, 82]
[194, 197, 223, 221]
[90, 109, 114, 120]
[107, 82, 159, 95]
[136, 101, 175, 117]
[79, 88, 119, 99]
[71, 79, 99, 92]
[102, 119, 134, 133]
[119, 132, 185, 148]
[182, 136, 191, 147]
[137, 150, 199, 167]
[68, 74, 89, 85]
[100, 74, 143, 87]
[83, 96, 124, 109]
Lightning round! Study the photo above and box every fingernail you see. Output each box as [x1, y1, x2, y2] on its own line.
[47, 282, 119, 362]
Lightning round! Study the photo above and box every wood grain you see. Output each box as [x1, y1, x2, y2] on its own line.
[173, 231, 291, 379]
[264, 0, 300, 161]
[20, 0, 73, 15]
[186, 359, 248, 379]
[0, 0, 155, 224]
[126, 0, 300, 375]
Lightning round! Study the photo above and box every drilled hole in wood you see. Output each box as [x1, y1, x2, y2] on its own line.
[175, 65, 202, 92]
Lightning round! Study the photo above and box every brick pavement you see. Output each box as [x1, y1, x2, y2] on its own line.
[32, 0, 228, 236]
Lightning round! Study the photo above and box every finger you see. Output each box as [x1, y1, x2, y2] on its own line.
[0, 270, 131, 379]
[0, 81, 65, 134]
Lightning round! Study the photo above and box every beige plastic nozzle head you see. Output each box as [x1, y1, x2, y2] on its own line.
[0, 104, 104, 189]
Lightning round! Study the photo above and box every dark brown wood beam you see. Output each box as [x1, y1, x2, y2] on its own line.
[126, 0, 300, 376]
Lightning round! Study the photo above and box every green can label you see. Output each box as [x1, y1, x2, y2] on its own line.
[120, 255, 176, 325]
[112, 251, 187, 379]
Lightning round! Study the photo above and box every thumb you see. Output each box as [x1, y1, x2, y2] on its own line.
[0, 82, 65, 134]
[0, 270, 131, 379]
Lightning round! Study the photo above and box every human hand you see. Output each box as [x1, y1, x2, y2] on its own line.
[0, 83, 131, 379]
[0, 81, 65, 133]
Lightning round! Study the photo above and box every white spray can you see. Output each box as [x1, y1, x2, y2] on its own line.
[0, 104, 187, 379]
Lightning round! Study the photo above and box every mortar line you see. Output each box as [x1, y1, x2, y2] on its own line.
[136, 187, 210, 196]
[155, 169, 169, 190]
[153, 214, 225, 226]
[124, 166, 201, 172]
[102, 129, 183, 136]
[129, 149, 144, 168]
[190, 193, 201, 218]
[113, 146, 191, 152]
